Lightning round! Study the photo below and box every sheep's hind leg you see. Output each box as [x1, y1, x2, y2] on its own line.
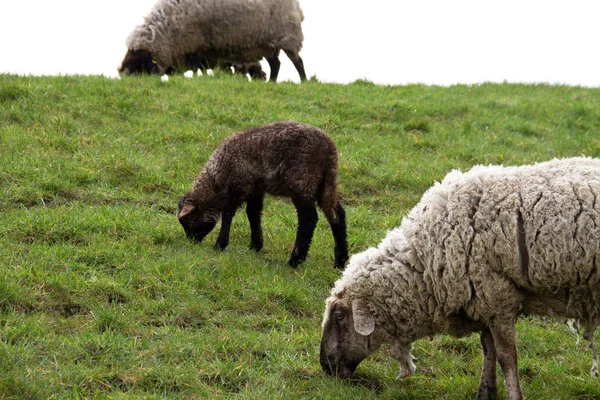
[246, 193, 264, 251]
[288, 200, 318, 267]
[477, 329, 498, 400]
[283, 49, 307, 82]
[323, 202, 348, 268]
[583, 324, 598, 377]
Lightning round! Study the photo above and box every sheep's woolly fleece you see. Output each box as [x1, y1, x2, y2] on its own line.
[332, 157, 600, 329]
[126, 0, 304, 69]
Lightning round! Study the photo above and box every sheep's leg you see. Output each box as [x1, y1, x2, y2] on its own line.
[323, 202, 348, 268]
[214, 197, 241, 250]
[288, 200, 318, 267]
[266, 54, 281, 82]
[490, 322, 523, 400]
[247, 63, 266, 81]
[246, 192, 264, 251]
[283, 49, 307, 82]
[477, 329, 498, 400]
[389, 341, 416, 379]
[583, 324, 598, 377]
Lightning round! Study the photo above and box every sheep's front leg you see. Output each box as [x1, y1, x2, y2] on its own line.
[583, 325, 598, 377]
[389, 341, 416, 380]
[478, 329, 498, 400]
[266, 54, 281, 82]
[214, 197, 240, 250]
[288, 200, 318, 267]
[246, 193, 264, 251]
[490, 322, 523, 400]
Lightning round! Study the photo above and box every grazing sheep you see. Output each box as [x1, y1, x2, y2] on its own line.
[119, 0, 306, 82]
[177, 121, 348, 268]
[320, 157, 600, 400]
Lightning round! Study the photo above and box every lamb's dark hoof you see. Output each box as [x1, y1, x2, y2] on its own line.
[213, 242, 228, 251]
[333, 257, 348, 269]
[287, 256, 304, 268]
[249, 241, 263, 252]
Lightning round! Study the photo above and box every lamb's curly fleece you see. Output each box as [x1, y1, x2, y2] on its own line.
[333, 157, 600, 374]
[126, 0, 304, 72]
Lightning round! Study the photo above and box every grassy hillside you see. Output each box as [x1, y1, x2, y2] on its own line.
[1, 73, 600, 399]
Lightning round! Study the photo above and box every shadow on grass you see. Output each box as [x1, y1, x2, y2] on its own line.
[341, 371, 388, 394]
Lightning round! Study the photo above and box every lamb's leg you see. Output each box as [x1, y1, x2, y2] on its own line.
[288, 199, 318, 267]
[490, 322, 523, 400]
[266, 54, 281, 82]
[478, 329, 498, 400]
[283, 49, 307, 82]
[583, 324, 598, 377]
[214, 197, 240, 250]
[246, 192, 264, 251]
[322, 202, 348, 268]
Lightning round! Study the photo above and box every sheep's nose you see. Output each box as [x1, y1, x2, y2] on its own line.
[320, 346, 336, 375]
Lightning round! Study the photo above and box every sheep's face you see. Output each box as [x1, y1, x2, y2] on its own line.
[119, 49, 160, 75]
[177, 196, 220, 242]
[320, 295, 383, 378]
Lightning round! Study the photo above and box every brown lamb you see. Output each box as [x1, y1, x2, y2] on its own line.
[177, 121, 348, 268]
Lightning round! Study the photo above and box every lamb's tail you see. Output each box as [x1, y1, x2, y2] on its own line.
[318, 151, 348, 267]
[318, 153, 341, 222]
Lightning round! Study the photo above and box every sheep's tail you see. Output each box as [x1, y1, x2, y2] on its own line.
[317, 154, 341, 221]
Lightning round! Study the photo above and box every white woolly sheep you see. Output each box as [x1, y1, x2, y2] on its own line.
[118, 0, 306, 82]
[177, 121, 348, 268]
[320, 157, 600, 400]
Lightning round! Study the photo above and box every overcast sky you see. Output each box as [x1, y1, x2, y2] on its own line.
[1, 0, 599, 86]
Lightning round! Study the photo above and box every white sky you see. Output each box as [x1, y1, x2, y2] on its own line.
[1, 0, 599, 86]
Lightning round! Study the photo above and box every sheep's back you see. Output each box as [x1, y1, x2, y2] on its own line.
[206, 121, 336, 198]
[127, 0, 304, 67]
[402, 157, 600, 312]
[208, 0, 304, 55]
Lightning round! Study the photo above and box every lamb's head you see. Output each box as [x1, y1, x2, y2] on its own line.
[118, 49, 161, 75]
[177, 192, 221, 242]
[320, 291, 384, 378]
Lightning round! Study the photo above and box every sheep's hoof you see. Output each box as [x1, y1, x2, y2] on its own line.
[213, 242, 228, 251]
[249, 241, 263, 252]
[287, 256, 304, 268]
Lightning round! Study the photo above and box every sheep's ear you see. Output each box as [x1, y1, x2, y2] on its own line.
[178, 203, 196, 219]
[352, 300, 375, 336]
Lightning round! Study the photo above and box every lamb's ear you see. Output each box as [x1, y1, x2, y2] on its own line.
[178, 203, 196, 219]
[352, 299, 375, 336]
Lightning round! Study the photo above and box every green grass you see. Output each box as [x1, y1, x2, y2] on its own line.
[1, 72, 600, 399]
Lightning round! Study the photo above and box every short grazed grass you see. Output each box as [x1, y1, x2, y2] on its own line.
[1, 73, 600, 399]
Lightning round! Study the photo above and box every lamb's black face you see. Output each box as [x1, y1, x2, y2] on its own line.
[177, 197, 219, 242]
[119, 49, 160, 75]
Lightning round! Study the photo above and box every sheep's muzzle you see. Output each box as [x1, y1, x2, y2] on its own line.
[320, 341, 358, 379]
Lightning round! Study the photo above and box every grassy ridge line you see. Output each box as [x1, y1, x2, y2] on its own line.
[0, 73, 600, 398]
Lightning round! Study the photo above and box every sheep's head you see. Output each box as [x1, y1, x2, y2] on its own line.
[177, 193, 220, 242]
[320, 293, 383, 378]
[118, 49, 160, 75]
